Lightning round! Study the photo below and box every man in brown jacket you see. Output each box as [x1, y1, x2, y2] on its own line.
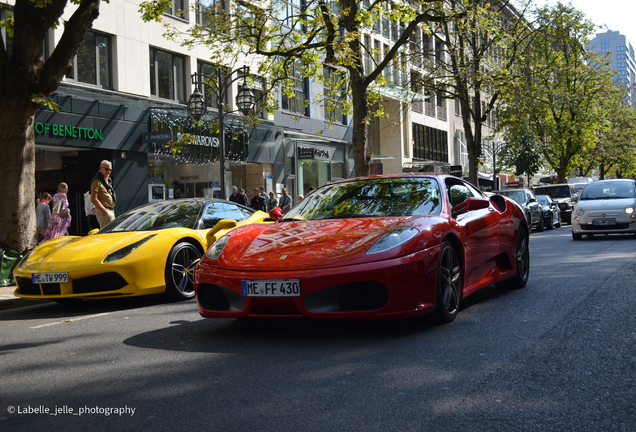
[90, 160, 117, 228]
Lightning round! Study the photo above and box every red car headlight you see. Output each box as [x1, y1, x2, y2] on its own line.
[366, 228, 419, 255]
[206, 235, 231, 259]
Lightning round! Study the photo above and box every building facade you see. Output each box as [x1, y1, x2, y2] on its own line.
[1, 0, 352, 235]
[588, 30, 636, 106]
[2, 0, 517, 237]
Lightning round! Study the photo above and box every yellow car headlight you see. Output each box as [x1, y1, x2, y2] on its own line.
[104, 235, 156, 263]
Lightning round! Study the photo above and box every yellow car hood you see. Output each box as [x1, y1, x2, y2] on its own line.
[22, 210, 272, 271]
[22, 231, 177, 269]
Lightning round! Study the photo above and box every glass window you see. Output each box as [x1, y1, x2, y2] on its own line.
[448, 183, 475, 207]
[412, 123, 448, 162]
[236, 2, 262, 40]
[580, 181, 635, 200]
[497, 190, 526, 205]
[279, 0, 303, 30]
[150, 48, 185, 102]
[323, 67, 346, 124]
[281, 59, 307, 115]
[1, 8, 13, 56]
[165, 0, 186, 18]
[284, 177, 443, 220]
[601, 38, 608, 53]
[617, 46, 627, 52]
[101, 200, 204, 232]
[199, 202, 248, 228]
[197, 62, 227, 108]
[617, 62, 627, 68]
[67, 31, 111, 88]
[196, 0, 225, 28]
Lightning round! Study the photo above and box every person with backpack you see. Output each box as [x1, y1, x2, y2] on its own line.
[250, 188, 267, 212]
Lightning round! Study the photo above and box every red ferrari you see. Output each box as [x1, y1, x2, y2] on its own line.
[194, 174, 529, 323]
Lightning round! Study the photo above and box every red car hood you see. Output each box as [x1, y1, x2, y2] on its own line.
[217, 216, 445, 271]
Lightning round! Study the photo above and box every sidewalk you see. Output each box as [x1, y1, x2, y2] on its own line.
[0, 285, 49, 311]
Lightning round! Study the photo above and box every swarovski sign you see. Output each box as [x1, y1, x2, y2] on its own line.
[177, 133, 220, 147]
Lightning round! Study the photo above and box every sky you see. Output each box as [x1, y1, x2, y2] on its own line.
[544, 0, 636, 44]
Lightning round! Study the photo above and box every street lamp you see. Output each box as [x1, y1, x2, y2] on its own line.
[186, 65, 256, 200]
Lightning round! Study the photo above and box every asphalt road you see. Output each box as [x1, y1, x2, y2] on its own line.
[1, 227, 635, 431]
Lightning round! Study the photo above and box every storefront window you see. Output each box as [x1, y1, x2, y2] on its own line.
[148, 155, 222, 199]
[299, 160, 330, 194]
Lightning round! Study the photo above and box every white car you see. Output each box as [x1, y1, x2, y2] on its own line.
[572, 179, 636, 240]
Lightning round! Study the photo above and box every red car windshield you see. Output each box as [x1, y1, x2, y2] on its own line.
[284, 178, 443, 220]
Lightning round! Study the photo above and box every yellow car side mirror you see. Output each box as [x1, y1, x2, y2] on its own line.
[88, 229, 100, 236]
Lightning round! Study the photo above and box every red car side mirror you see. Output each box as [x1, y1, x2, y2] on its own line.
[452, 197, 490, 216]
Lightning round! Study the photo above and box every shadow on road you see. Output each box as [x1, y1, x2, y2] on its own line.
[0, 294, 184, 322]
[122, 285, 510, 354]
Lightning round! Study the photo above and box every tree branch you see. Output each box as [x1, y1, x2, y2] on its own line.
[39, 0, 102, 94]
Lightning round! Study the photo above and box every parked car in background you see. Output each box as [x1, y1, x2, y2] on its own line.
[536, 195, 561, 230]
[494, 189, 543, 232]
[568, 177, 593, 194]
[571, 179, 636, 240]
[533, 184, 578, 224]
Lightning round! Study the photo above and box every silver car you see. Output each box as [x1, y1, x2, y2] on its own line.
[572, 179, 636, 240]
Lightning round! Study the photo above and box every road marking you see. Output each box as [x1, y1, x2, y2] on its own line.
[30, 312, 111, 328]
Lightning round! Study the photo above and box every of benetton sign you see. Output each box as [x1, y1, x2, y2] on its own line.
[34, 122, 103, 141]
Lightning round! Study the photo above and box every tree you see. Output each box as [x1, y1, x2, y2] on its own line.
[498, 2, 619, 183]
[500, 130, 542, 182]
[0, 0, 104, 252]
[414, 0, 536, 186]
[575, 85, 636, 179]
[140, 0, 453, 179]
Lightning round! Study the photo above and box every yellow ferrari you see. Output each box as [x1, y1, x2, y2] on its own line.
[13, 198, 272, 302]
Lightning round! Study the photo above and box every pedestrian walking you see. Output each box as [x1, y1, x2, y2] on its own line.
[240, 188, 249, 205]
[250, 188, 267, 211]
[259, 187, 268, 211]
[36, 192, 52, 242]
[90, 160, 117, 228]
[229, 186, 248, 207]
[45, 183, 72, 240]
[279, 188, 293, 214]
[267, 191, 278, 213]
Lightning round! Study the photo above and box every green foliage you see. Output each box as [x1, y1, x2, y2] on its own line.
[413, 0, 536, 185]
[31, 94, 61, 112]
[139, 0, 172, 22]
[140, 0, 446, 175]
[498, 2, 628, 182]
[0, 12, 14, 37]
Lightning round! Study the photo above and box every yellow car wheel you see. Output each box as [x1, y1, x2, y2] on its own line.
[165, 242, 202, 301]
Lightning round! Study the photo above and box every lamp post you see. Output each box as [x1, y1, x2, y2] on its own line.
[186, 65, 256, 200]
[492, 142, 512, 191]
